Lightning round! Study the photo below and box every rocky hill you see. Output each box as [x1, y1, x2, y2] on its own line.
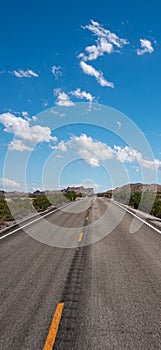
[62, 186, 94, 196]
[114, 183, 161, 194]
[98, 183, 161, 198]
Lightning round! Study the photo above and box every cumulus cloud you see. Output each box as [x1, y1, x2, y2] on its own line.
[70, 88, 94, 102]
[70, 134, 115, 166]
[114, 145, 161, 170]
[136, 39, 154, 55]
[114, 145, 142, 163]
[79, 20, 128, 61]
[32, 116, 38, 122]
[77, 20, 129, 87]
[21, 111, 29, 118]
[9, 139, 33, 152]
[51, 65, 63, 79]
[140, 158, 161, 170]
[52, 134, 115, 167]
[82, 20, 128, 47]
[80, 61, 114, 88]
[12, 69, 39, 78]
[54, 89, 75, 107]
[52, 140, 68, 152]
[0, 113, 57, 151]
[79, 38, 113, 61]
[0, 177, 20, 189]
[52, 134, 161, 170]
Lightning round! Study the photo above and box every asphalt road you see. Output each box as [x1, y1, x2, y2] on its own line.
[0, 198, 161, 349]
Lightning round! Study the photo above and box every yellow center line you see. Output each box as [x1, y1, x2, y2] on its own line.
[43, 303, 64, 350]
[77, 232, 83, 242]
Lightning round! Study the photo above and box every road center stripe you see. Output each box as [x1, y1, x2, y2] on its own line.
[43, 303, 64, 350]
[77, 232, 83, 242]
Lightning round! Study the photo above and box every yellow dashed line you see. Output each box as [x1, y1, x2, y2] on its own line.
[77, 232, 83, 242]
[43, 303, 64, 350]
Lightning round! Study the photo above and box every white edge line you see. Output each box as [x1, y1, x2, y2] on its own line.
[0, 202, 72, 241]
[114, 201, 161, 235]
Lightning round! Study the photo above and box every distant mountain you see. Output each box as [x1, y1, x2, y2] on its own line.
[114, 183, 161, 194]
[62, 186, 94, 196]
[98, 183, 161, 198]
[32, 186, 94, 196]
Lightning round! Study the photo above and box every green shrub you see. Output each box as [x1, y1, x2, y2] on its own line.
[33, 195, 52, 211]
[129, 191, 141, 209]
[64, 191, 77, 201]
[151, 199, 161, 218]
[113, 188, 131, 205]
[0, 199, 13, 222]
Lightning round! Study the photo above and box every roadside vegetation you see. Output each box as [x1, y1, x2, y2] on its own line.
[64, 191, 83, 202]
[0, 196, 13, 223]
[31, 193, 68, 212]
[0, 190, 84, 229]
[98, 189, 161, 219]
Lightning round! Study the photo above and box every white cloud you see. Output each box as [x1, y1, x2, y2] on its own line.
[55, 154, 64, 159]
[0, 113, 57, 151]
[140, 158, 161, 170]
[0, 113, 56, 143]
[54, 89, 75, 107]
[80, 61, 114, 88]
[79, 20, 128, 61]
[99, 37, 113, 54]
[78, 20, 129, 87]
[12, 69, 39, 78]
[52, 134, 161, 171]
[79, 45, 100, 61]
[32, 116, 38, 122]
[42, 99, 48, 107]
[52, 140, 68, 152]
[114, 145, 142, 163]
[70, 88, 94, 102]
[116, 121, 122, 128]
[79, 38, 114, 61]
[50, 110, 66, 117]
[21, 111, 29, 119]
[51, 65, 62, 79]
[9, 139, 33, 152]
[21, 113, 38, 122]
[136, 39, 154, 55]
[114, 145, 161, 170]
[52, 134, 115, 167]
[0, 177, 20, 189]
[82, 20, 128, 48]
[71, 134, 115, 166]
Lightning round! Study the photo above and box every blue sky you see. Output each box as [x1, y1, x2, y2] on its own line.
[0, 0, 161, 192]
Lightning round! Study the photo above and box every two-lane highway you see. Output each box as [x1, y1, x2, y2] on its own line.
[0, 198, 161, 349]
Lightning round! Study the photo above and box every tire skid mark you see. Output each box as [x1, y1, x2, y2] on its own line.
[54, 207, 92, 349]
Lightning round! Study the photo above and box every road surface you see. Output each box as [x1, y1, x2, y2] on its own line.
[0, 198, 161, 349]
